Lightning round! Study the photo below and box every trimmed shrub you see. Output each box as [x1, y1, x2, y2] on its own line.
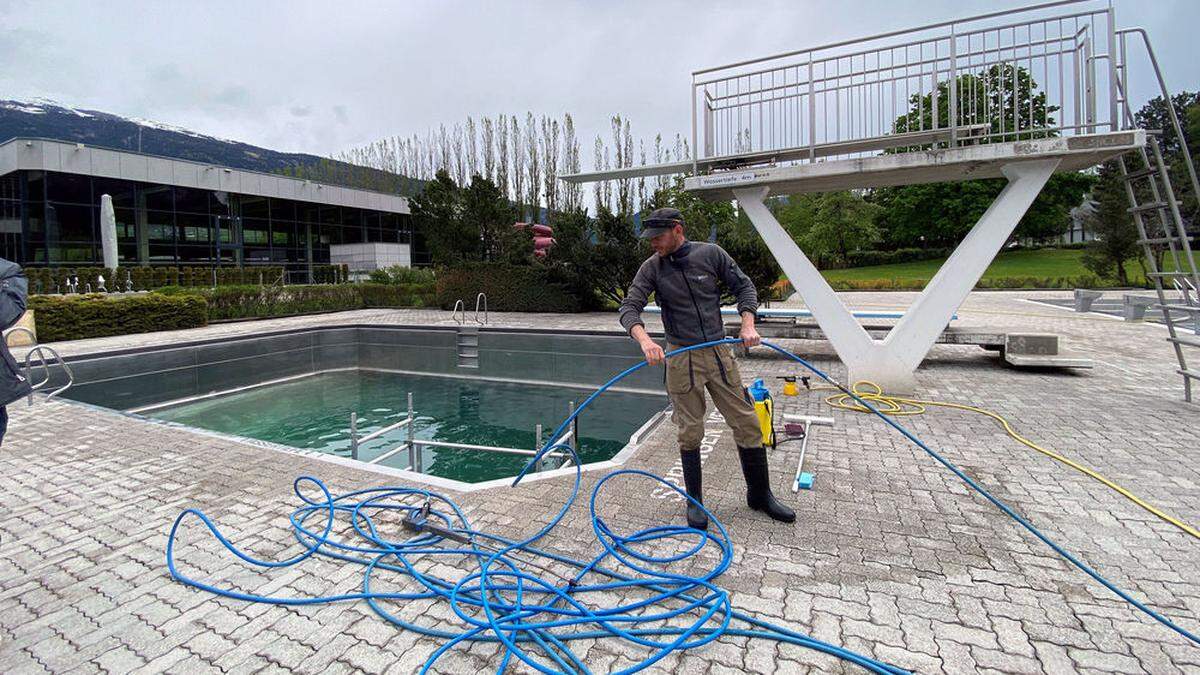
[178, 285, 363, 321]
[30, 293, 207, 342]
[368, 265, 436, 285]
[359, 283, 436, 308]
[826, 273, 1119, 291]
[24, 265, 287, 294]
[436, 263, 581, 313]
[825, 247, 953, 270]
[155, 283, 433, 321]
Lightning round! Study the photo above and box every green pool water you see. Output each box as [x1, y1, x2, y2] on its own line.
[147, 370, 665, 483]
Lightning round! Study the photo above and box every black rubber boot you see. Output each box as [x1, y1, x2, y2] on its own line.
[679, 449, 708, 530]
[737, 446, 796, 523]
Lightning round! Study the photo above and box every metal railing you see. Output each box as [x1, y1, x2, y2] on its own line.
[691, 0, 1122, 171]
[474, 293, 489, 325]
[4, 327, 75, 404]
[346, 393, 576, 475]
[451, 299, 466, 325]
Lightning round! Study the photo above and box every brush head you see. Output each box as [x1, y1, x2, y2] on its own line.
[797, 473, 814, 490]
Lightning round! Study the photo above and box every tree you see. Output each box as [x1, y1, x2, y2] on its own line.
[1080, 161, 1140, 285]
[411, 170, 472, 264]
[871, 64, 1091, 248]
[1133, 91, 1199, 219]
[894, 65, 1057, 143]
[461, 175, 519, 263]
[409, 170, 522, 266]
[546, 207, 643, 308]
[776, 191, 881, 266]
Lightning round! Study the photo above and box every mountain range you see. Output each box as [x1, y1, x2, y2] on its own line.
[0, 99, 420, 196]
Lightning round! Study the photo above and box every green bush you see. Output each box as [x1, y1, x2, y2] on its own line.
[30, 293, 207, 342]
[156, 283, 432, 321]
[359, 283, 436, 308]
[826, 247, 953, 270]
[826, 273, 1117, 291]
[24, 265, 287, 294]
[367, 265, 436, 285]
[436, 263, 581, 312]
[176, 285, 362, 321]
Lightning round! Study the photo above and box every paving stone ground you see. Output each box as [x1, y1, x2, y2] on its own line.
[1, 290, 1197, 674]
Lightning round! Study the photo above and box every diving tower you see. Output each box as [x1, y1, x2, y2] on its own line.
[562, 0, 1200, 398]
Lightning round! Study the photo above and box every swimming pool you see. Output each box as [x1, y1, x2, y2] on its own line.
[143, 369, 663, 483]
[52, 324, 669, 486]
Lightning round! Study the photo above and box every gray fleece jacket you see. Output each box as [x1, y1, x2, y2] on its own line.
[618, 240, 758, 346]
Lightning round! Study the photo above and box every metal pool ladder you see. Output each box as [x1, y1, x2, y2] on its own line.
[4, 327, 75, 404]
[347, 392, 576, 474]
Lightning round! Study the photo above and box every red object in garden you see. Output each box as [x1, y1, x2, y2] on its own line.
[516, 222, 555, 256]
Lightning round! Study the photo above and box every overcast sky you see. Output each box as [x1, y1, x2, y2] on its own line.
[2, 0, 1197, 164]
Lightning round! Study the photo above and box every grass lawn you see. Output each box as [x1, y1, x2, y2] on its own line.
[818, 248, 1147, 286]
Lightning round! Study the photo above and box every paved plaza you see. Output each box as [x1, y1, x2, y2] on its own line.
[1, 290, 1198, 673]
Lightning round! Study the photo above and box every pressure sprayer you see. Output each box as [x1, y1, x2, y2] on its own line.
[746, 378, 776, 448]
[166, 338, 1199, 675]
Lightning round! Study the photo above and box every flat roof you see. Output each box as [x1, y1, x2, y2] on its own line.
[683, 131, 1144, 199]
[0, 137, 409, 214]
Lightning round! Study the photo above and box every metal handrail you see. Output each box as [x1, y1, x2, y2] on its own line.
[691, 0, 1090, 76]
[357, 417, 413, 446]
[350, 392, 415, 461]
[474, 293, 488, 325]
[689, 0, 1118, 171]
[348, 390, 574, 474]
[452, 299, 465, 325]
[5, 327, 75, 404]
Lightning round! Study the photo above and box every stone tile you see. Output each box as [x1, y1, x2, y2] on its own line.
[4, 293, 1197, 674]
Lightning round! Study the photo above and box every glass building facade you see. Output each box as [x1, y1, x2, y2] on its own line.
[0, 169, 424, 272]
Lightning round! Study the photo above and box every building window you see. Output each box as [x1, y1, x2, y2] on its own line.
[46, 172, 91, 204]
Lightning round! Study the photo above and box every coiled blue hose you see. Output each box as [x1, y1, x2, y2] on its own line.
[166, 338, 1197, 675]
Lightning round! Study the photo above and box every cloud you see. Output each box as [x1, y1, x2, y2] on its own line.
[0, 0, 1194, 160]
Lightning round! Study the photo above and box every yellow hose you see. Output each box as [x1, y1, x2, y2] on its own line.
[815, 381, 1200, 540]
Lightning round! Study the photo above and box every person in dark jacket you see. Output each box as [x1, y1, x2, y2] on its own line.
[0, 258, 32, 445]
[619, 208, 794, 530]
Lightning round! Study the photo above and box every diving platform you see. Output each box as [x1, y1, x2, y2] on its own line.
[684, 131, 1142, 199]
[560, 0, 1193, 393]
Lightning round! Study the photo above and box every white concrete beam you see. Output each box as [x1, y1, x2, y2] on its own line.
[734, 158, 1059, 392]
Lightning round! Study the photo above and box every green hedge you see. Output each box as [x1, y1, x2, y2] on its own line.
[824, 247, 953, 270]
[436, 263, 581, 312]
[367, 265, 436, 285]
[24, 266, 287, 294]
[157, 283, 432, 321]
[826, 274, 1113, 291]
[29, 293, 207, 342]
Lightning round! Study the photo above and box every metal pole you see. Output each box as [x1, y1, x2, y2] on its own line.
[535, 423, 544, 472]
[569, 400, 578, 450]
[350, 412, 359, 461]
[807, 54, 815, 160]
[949, 23, 958, 146]
[406, 392, 416, 471]
[691, 78, 699, 173]
[1105, 5, 1118, 131]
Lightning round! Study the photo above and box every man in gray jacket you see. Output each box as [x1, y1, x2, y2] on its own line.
[0, 258, 31, 446]
[619, 208, 793, 530]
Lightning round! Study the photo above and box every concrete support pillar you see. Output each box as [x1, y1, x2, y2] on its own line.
[734, 158, 1059, 392]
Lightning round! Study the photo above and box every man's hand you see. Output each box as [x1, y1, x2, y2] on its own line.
[639, 339, 666, 366]
[739, 311, 761, 348]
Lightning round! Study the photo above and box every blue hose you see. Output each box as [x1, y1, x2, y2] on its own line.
[165, 338, 1197, 675]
